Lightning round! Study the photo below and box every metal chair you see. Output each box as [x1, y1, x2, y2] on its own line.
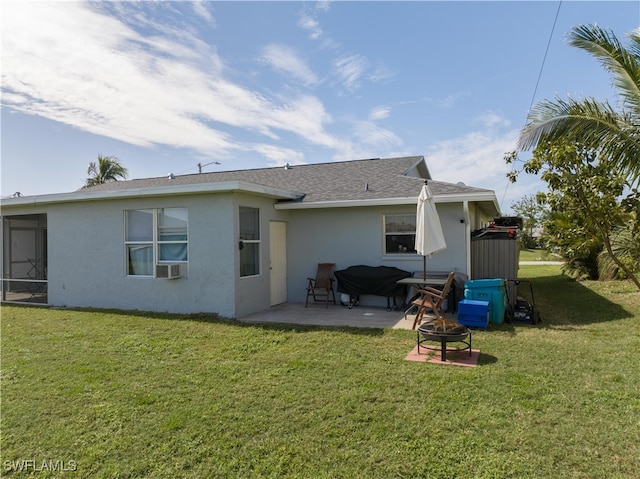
[305, 263, 336, 308]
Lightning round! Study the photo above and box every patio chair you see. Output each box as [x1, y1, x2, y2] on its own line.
[411, 271, 455, 329]
[305, 263, 336, 308]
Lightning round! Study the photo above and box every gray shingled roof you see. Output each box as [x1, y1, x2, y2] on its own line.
[81, 156, 494, 204]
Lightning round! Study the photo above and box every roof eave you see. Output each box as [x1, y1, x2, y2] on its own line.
[0, 181, 302, 208]
[434, 192, 500, 211]
[275, 191, 500, 211]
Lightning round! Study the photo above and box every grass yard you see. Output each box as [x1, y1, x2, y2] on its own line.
[2, 265, 640, 478]
[519, 248, 560, 262]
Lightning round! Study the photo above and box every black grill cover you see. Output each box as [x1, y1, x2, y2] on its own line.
[334, 265, 411, 297]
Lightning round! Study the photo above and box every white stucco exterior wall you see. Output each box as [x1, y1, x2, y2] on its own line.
[1, 191, 292, 318]
[285, 202, 469, 307]
[44, 194, 238, 317]
[232, 192, 289, 318]
[2, 190, 496, 316]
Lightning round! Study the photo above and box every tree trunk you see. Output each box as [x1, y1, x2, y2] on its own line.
[599, 227, 640, 291]
[575, 187, 640, 291]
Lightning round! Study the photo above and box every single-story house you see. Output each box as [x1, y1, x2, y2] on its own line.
[0, 156, 500, 318]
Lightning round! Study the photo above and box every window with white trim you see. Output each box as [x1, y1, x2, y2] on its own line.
[125, 208, 188, 276]
[383, 214, 416, 254]
[239, 207, 260, 277]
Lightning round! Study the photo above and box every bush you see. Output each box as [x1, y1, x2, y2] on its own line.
[519, 231, 539, 249]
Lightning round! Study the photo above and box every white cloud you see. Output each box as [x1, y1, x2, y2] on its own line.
[475, 110, 512, 129]
[249, 144, 306, 167]
[369, 106, 391, 121]
[353, 122, 403, 149]
[298, 1, 330, 40]
[191, 0, 214, 24]
[315, 1, 331, 13]
[260, 44, 319, 86]
[2, 3, 231, 149]
[425, 129, 518, 185]
[324, 118, 405, 164]
[422, 121, 546, 213]
[298, 12, 323, 40]
[1, 2, 344, 159]
[298, 3, 392, 91]
[332, 53, 368, 91]
[367, 61, 396, 84]
[267, 95, 340, 149]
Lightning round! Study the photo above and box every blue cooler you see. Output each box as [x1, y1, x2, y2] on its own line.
[457, 299, 490, 328]
[464, 278, 507, 324]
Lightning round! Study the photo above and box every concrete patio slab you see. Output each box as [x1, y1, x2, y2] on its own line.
[238, 302, 453, 330]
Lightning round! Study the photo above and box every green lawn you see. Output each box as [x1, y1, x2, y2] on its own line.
[2, 265, 640, 478]
[519, 248, 560, 262]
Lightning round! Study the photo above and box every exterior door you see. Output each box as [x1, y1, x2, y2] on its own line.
[269, 221, 287, 306]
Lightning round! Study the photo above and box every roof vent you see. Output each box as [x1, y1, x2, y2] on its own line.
[284, 163, 291, 170]
[456, 181, 466, 186]
[168, 173, 175, 179]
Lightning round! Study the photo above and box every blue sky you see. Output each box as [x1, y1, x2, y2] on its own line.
[2, 1, 638, 213]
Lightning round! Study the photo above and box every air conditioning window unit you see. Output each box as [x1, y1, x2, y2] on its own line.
[156, 263, 181, 279]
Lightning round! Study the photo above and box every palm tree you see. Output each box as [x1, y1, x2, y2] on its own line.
[84, 155, 128, 188]
[517, 24, 640, 185]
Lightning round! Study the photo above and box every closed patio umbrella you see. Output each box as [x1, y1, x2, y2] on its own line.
[415, 181, 446, 276]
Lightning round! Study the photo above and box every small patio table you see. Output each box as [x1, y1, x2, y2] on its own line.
[398, 276, 449, 318]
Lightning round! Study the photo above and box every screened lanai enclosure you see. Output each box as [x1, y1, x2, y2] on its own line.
[1, 214, 48, 304]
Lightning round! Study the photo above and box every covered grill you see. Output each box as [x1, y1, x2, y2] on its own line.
[334, 265, 411, 310]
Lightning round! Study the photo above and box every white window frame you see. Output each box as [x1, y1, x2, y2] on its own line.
[383, 213, 417, 255]
[124, 208, 188, 277]
[239, 206, 260, 278]
[157, 208, 189, 263]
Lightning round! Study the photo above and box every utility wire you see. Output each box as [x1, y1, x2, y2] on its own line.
[528, 0, 563, 114]
[500, 0, 563, 212]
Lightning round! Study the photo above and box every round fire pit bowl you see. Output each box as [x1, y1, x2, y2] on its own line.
[417, 324, 472, 362]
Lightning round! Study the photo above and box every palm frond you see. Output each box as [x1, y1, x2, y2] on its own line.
[627, 27, 640, 59]
[518, 97, 640, 184]
[568, 25, 640, 115]
[518, 97, 617, 148]
[83, 155, 128, 188]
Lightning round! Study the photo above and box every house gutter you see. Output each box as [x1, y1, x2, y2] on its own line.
[275, 191, 499, 211]
[0, 181, 302, 208]
[2, 181, 499, 216]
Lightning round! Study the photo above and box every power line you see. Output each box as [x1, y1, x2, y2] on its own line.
[528, 0, 563, 113]
[501, 0, 563, 212]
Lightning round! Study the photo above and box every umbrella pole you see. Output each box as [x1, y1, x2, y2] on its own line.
[422, 255, 427, 279]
